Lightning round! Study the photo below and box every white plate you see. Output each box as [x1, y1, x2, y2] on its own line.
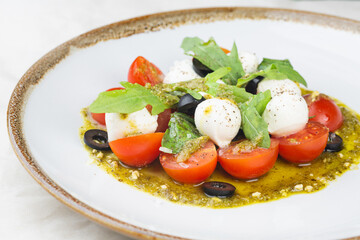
[8, 8, 360, 240]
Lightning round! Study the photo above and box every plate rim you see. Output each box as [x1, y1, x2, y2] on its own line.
[7, 7, 360, 240]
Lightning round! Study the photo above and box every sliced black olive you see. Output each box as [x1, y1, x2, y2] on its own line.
[325, 132, 343, 152]
[84, 129, 111, 151]
[192, 58, 213, 77]
[245, 76, 264, 94]
[177, 93, 206, 116]
[202, 181, 236, 198]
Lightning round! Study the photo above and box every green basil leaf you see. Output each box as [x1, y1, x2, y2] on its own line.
[259, 58, 307, 87]
[89, 82, 170, 115]
[174, 86, 203, 100]
[247, 90, 272, 115]
[204, 67, 252, 103]
[237, 58, 307, 87]
[205, 67, 231, 83]
[206, 82, 252, 104]
[259, 58, 293, 68]
[181, 37, 245, 85]
[161, 112, 202, 154]
[239, 91, 272, 148]
[237, 70, 265, 87]
[240, 105, 271, 148]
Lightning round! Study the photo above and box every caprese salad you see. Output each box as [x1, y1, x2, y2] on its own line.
[83, 36, 347, 198]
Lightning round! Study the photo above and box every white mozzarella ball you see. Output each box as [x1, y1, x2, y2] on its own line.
[194, 98, 241, 148]
[163, 59, 201, 84]
[257, 79, 301, 97]
[262, 94, 308, 137]
[239, 51, 259, 74]
[105, 108, 158, 142]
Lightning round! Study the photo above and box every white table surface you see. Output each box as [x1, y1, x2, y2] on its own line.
[1, 1, 360, 239]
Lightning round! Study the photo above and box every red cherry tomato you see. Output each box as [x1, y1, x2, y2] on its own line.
[90, 87, 124, 125]
[155, 109, 171, 132]
[109, 132, 164, 167]
[218, 139, 279, 180]
[145, 105, 171, 132]
[304, 93, 343, 132]
[91, 112, 107, 126]
[128, 56, 164, 86]
[277, 122, 329, 164]
[159, 141, 217, 184]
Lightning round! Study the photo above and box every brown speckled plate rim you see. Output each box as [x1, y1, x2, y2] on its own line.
[7, 7, 360, 240]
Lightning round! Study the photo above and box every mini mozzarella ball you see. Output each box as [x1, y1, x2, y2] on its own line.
[194, 98, 241, 148]
[257, 79, 301, 97]
[262, 94, 308, 137]
[163, 59, 201, 84]
[239, 51, 258, 74]
[105, 108, 158, 142]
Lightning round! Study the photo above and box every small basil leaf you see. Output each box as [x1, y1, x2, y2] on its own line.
[181, 37, 245, 85]
[259, 58, 307, 87]
[89, 82, 170, 115]
[161, 112, 202, 154]
[240, 105, 271, 148]
[174, 86, 203, 100]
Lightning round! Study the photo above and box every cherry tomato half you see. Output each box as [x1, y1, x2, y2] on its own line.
[109, 132, 164, 167]
[90, 87, 124, 126]
[218, 139, 279, 180]
[277, 122, 329, 164]
[304, 93, 343, 132]
[145, 105, 171, 132]
[128, 56, 164, 86]
[160, 141, 217, 184]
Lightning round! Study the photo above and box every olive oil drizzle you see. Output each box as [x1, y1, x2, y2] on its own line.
[80, 96, 360, 208]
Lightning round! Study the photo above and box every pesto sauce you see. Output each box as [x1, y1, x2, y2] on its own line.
[176, 136, 209, 162]
[149, 78, 209, 106]
[80, 95, 360, 208]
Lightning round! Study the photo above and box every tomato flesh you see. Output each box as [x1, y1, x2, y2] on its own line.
[160, 141, 217, 184]
[128, 56, 164, 86]
[155, 109, 171, 132]
[145, 105, 171, 132]
[218, 139, 279, 180]
[304, 93, 343, 132]
[277, 122, 329, 163]
[91, 112, 106, 126]
[109, 132, 164, 167]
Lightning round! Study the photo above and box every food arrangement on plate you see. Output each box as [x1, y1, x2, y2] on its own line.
[80, 37, 360, 208]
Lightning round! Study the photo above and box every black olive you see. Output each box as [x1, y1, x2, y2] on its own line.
[245, 76, 264, 94]
[202, 181, 236, 198]
[177, 93, 206, 116]
[84, 129, 111, 151]
[232, 129, 245, 142]
[325, 132, 343, 152]
[192, 58, 213, 77]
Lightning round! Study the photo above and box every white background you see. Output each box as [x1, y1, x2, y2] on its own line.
[1, 1, 360, 239]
